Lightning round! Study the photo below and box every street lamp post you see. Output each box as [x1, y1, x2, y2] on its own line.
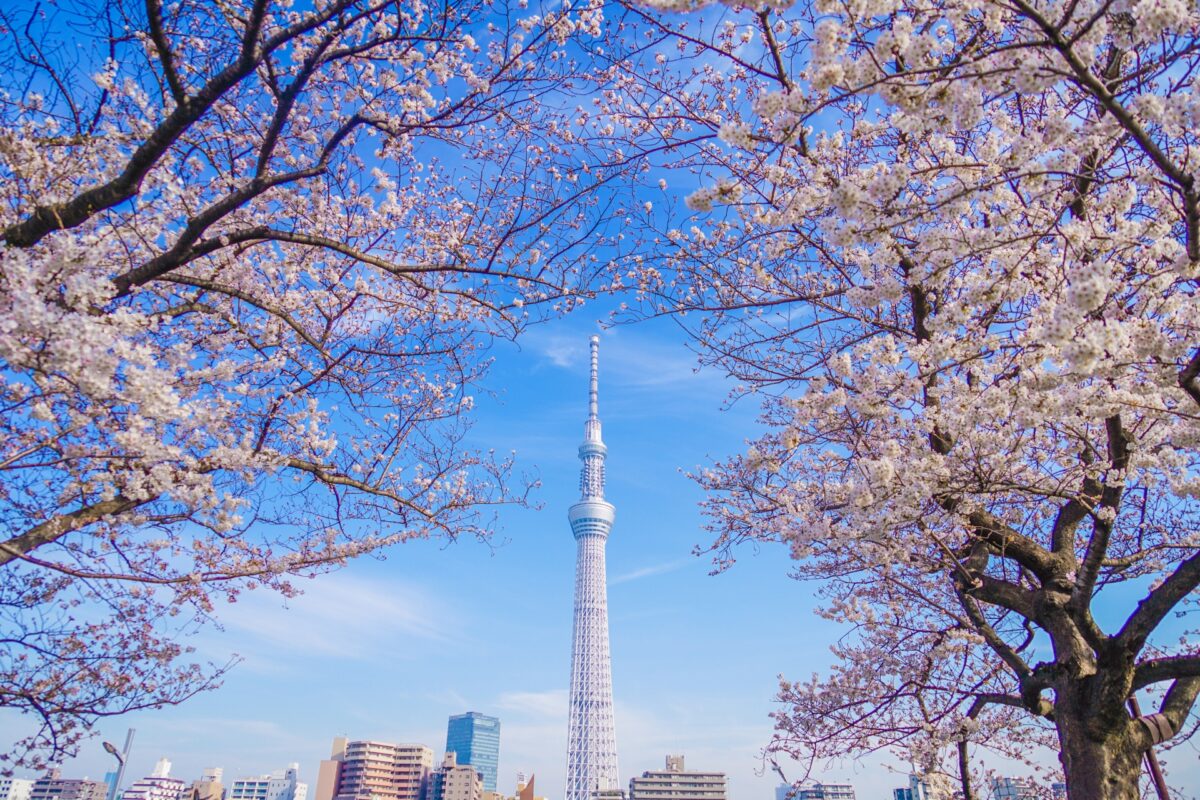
[102, 729, 136, 800]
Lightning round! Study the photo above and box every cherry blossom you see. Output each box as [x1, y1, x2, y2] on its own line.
[611, 0, 1200, 795]
[0, 0, 624, 769]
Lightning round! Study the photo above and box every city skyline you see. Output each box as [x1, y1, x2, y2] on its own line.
[0, 318, 826, 799]
[3, 319, 1198, 799]
[7, 740, 1071, 800]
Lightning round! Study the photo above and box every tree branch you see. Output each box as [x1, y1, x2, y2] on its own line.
[108, 113, 366, 296]
[145, 0, 186, 105]
[1, 0, 351, 248]
[1180, 347, 1200, 410]
[1133, 655, 1200, 691]
[283, 457, 435, 519]
[969, 573, 1040, 620]
[954, 584, 1034, 683]
[1074, 414, 1130, 600]
[968, 509, 1057, 582]
[1006, 0, 1200, 259]
[0, 496, 145, 567]
[1116, 549, 1200, 652]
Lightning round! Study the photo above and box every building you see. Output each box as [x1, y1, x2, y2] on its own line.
[314, 741, 346, 800]
[0, 780, 34, 800]
[627, 756, 726, 800]
[794, 785, 854, 800]
[990, 778, 1037, 800]
[229, 765, 306, 800]
[565, 335, 620, 800]
[428, 753, 482, 800]
[121, 759, 185, 800]
[515, 776, 543, 800]
[445, 713, 500, 793]
[31, 771, 108, 800]
[316, 738, 433, 800]
[482, 773, 546, 800]
[892, 776, 930, 800]
[187, 770, 223, 800]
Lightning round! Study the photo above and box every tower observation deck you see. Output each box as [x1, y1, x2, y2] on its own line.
[564, 335, 619, 800]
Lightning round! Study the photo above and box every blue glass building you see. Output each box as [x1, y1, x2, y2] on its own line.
[445, 712, 500, 792]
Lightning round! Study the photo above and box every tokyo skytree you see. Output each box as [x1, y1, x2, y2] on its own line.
[564, 335, 619, 800]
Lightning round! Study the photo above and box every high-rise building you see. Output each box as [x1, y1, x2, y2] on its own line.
[229, 765, 307, 800]
[121, 758, 185, 800]
[428, 753, 482, 800]
[0, 778, 34, 800]
[565, 335, 620, 800]
[795, 785, 854, 800]
[320, 739, 433, 800]
[627, 756, 725, 800]
[445, 713, 500, 793]
[187, 770, 223, 800]
[31, 771, 108, 800]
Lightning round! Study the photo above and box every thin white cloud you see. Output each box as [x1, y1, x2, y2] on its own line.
[211, 572, 460, 662]
[430, 688, 472, 710]
[495, 689, 569, 720]
[523, 327, 732, 396]
[542, 338, 585, 369]
[610, 558, 691, 585]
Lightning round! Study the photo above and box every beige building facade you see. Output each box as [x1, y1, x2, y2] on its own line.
[31, 771, 107, 800]
[627, 757, 726, 800]
[314, 738, 433, 800]
[187, 769, 223, 800]
[428, 754, 480, 800]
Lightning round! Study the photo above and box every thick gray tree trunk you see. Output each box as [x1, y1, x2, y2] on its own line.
[1055, 695, 1144, 800]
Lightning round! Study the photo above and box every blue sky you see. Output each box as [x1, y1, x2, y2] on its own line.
[4, 312, 1199, 800]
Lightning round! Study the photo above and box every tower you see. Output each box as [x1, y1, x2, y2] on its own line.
[565, 335, 619, 800]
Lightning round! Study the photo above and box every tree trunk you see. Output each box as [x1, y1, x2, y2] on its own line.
[1056, 710, 1144, 799]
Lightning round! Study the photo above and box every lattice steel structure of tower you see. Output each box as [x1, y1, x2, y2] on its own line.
[564, 335, 619, 800]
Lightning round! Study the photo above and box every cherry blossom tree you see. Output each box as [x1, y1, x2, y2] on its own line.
[606, 0, 1200, 796]
[0, 0, 623, 769]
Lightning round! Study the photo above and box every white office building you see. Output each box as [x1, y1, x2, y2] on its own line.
[795, 784, 854, 800]
[229, 765, 307, 800]
[121, 759, 185, 800]
[0, 779, 35, 800]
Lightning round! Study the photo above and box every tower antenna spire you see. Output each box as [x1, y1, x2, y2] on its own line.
[585, 335, 601, 446]
[589, 335, 599, 421]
